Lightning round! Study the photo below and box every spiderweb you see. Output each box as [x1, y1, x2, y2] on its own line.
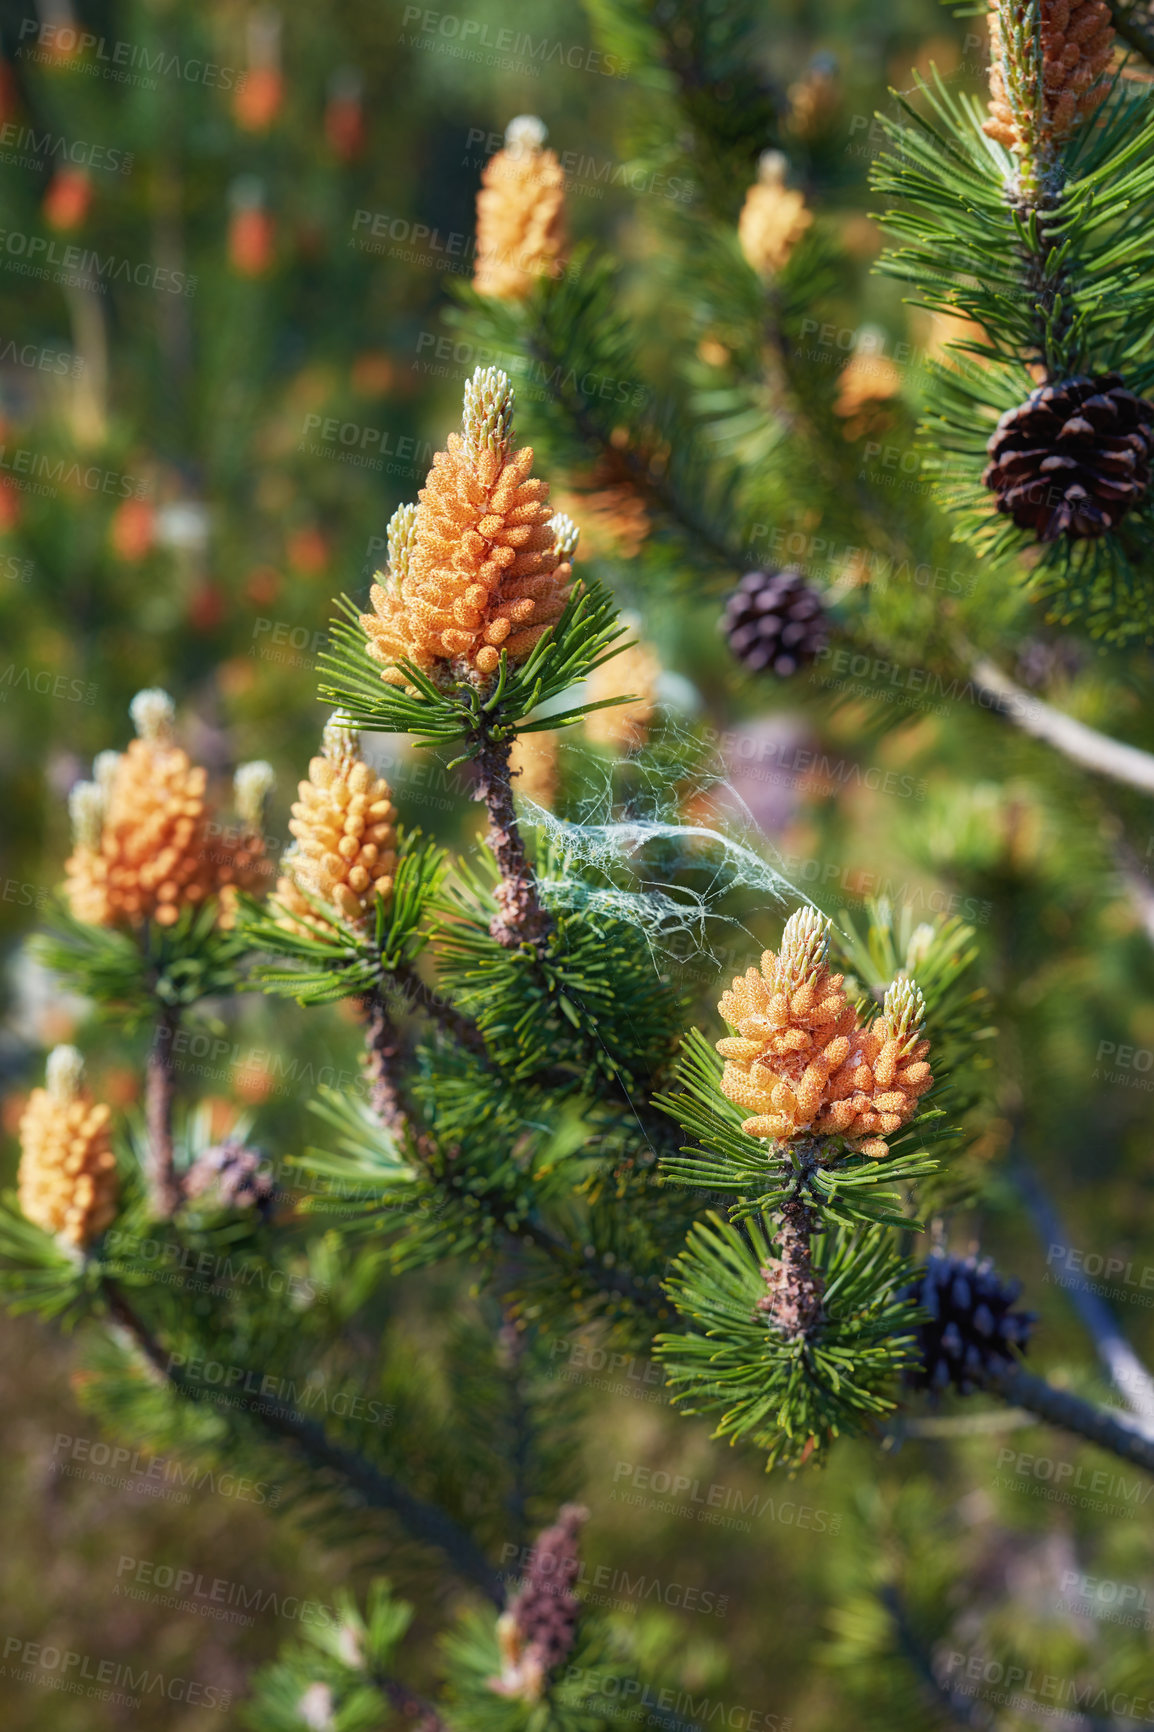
[514, 716, 813, 977]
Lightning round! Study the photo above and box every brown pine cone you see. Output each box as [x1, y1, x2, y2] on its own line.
[983, 373, 1154, 542]
[721, 568, 827, 677]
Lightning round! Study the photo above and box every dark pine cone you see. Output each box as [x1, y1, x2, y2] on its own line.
[902, 1251, 1035, 1396]
[183, 1139, 276, 1216]
[983, 373, 1154, 542]
[721, 568, 827, 677]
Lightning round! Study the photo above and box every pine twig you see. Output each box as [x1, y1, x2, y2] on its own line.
[471, 720, 552, 951]
[393, 960, 489, 1056]
[102, 1282, 506, 1604]
[966, 655, 1154, 796]
[984, 1362, 1154, 1474]
[524, 323, 739, 573]
[145, 1006, 181, 1217]
[880, 1585, 992, 1730]
[1011, 1146, 1154, 1427]
[361, 986, 408, 1135]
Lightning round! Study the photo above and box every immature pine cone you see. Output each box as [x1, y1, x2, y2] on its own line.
[738, 152, 812, 276]
[361, 368, 574, 685]
[275, 715, 397, 933]
[717, 911, 933, 1158]
[474, 115, 567, 300]
[63, 690, 215, 928]
[983, 0, 1115, 168]
[983, 374, 1154, 542]
[903, 1250, 1035, 1395]
[721, 568, 827, 677]
[490, 1505, 588, 1703]
[18, 1046, 119, 1248]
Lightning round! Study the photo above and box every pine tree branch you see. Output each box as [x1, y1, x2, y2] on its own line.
[500, 1208, 665, 1314]
[394, 960, 489, 1056]
[984, 1362, 1154, 1474]
[1107, 0, 1154, 67]
[524, 324, 739, 572]
[966, 654, 1154, 796]
[102, 1282, 506, 1604]
[879, 1586, 991, 1730]
[145, 1006, 181, 1217]
[1011, 1145, 1154, 1427]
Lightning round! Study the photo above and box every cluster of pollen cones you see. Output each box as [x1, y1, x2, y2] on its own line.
[18, 1047, 119, 1248]
[64, 690, 274, 930]
[275, 717, 398, 933]
[474, 114, 567, 301]
[361, 367, 575, 688]
[738, 151, 813, 276]
[717, 908, 933, 1158]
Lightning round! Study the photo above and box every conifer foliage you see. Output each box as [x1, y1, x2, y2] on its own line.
[7, 0, 1154, 1725]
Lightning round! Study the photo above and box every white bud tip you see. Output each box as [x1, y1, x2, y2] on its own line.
[335, 1622, 364, 1669]
[551, 512, 580, 557]
[322, 711, 359, 763]
[757, 150, 788, 185]
[297, 1682, 336, 1732]
[129, 688, 175, 743]
[68, 780, 104, 848]
[46, 1045, 85, 1101]
[234, 761, 276, 829]
[906, 923, 936, 969]
[780, 905, 831, 962]
[505, 114, 548, 153]
[93, 750, 122, 794]
[386, 501, 420, 578]
[884, 975, 926, 1036]
[462, 365, 515, 458]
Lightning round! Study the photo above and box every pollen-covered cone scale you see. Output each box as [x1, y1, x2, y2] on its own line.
[361, 366, 574, 686]
[275, 716, 397, 933]
[716, 908, 933, 1158]
[18, 1046, 119, 1247]
[474, 114, 567, 301]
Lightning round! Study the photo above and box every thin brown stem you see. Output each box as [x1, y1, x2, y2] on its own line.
[472, 724, 552, 951]
[145, 1006, 181, 1217]
[393, 961, 489, 1056]
[360, 987, 408, 1135]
